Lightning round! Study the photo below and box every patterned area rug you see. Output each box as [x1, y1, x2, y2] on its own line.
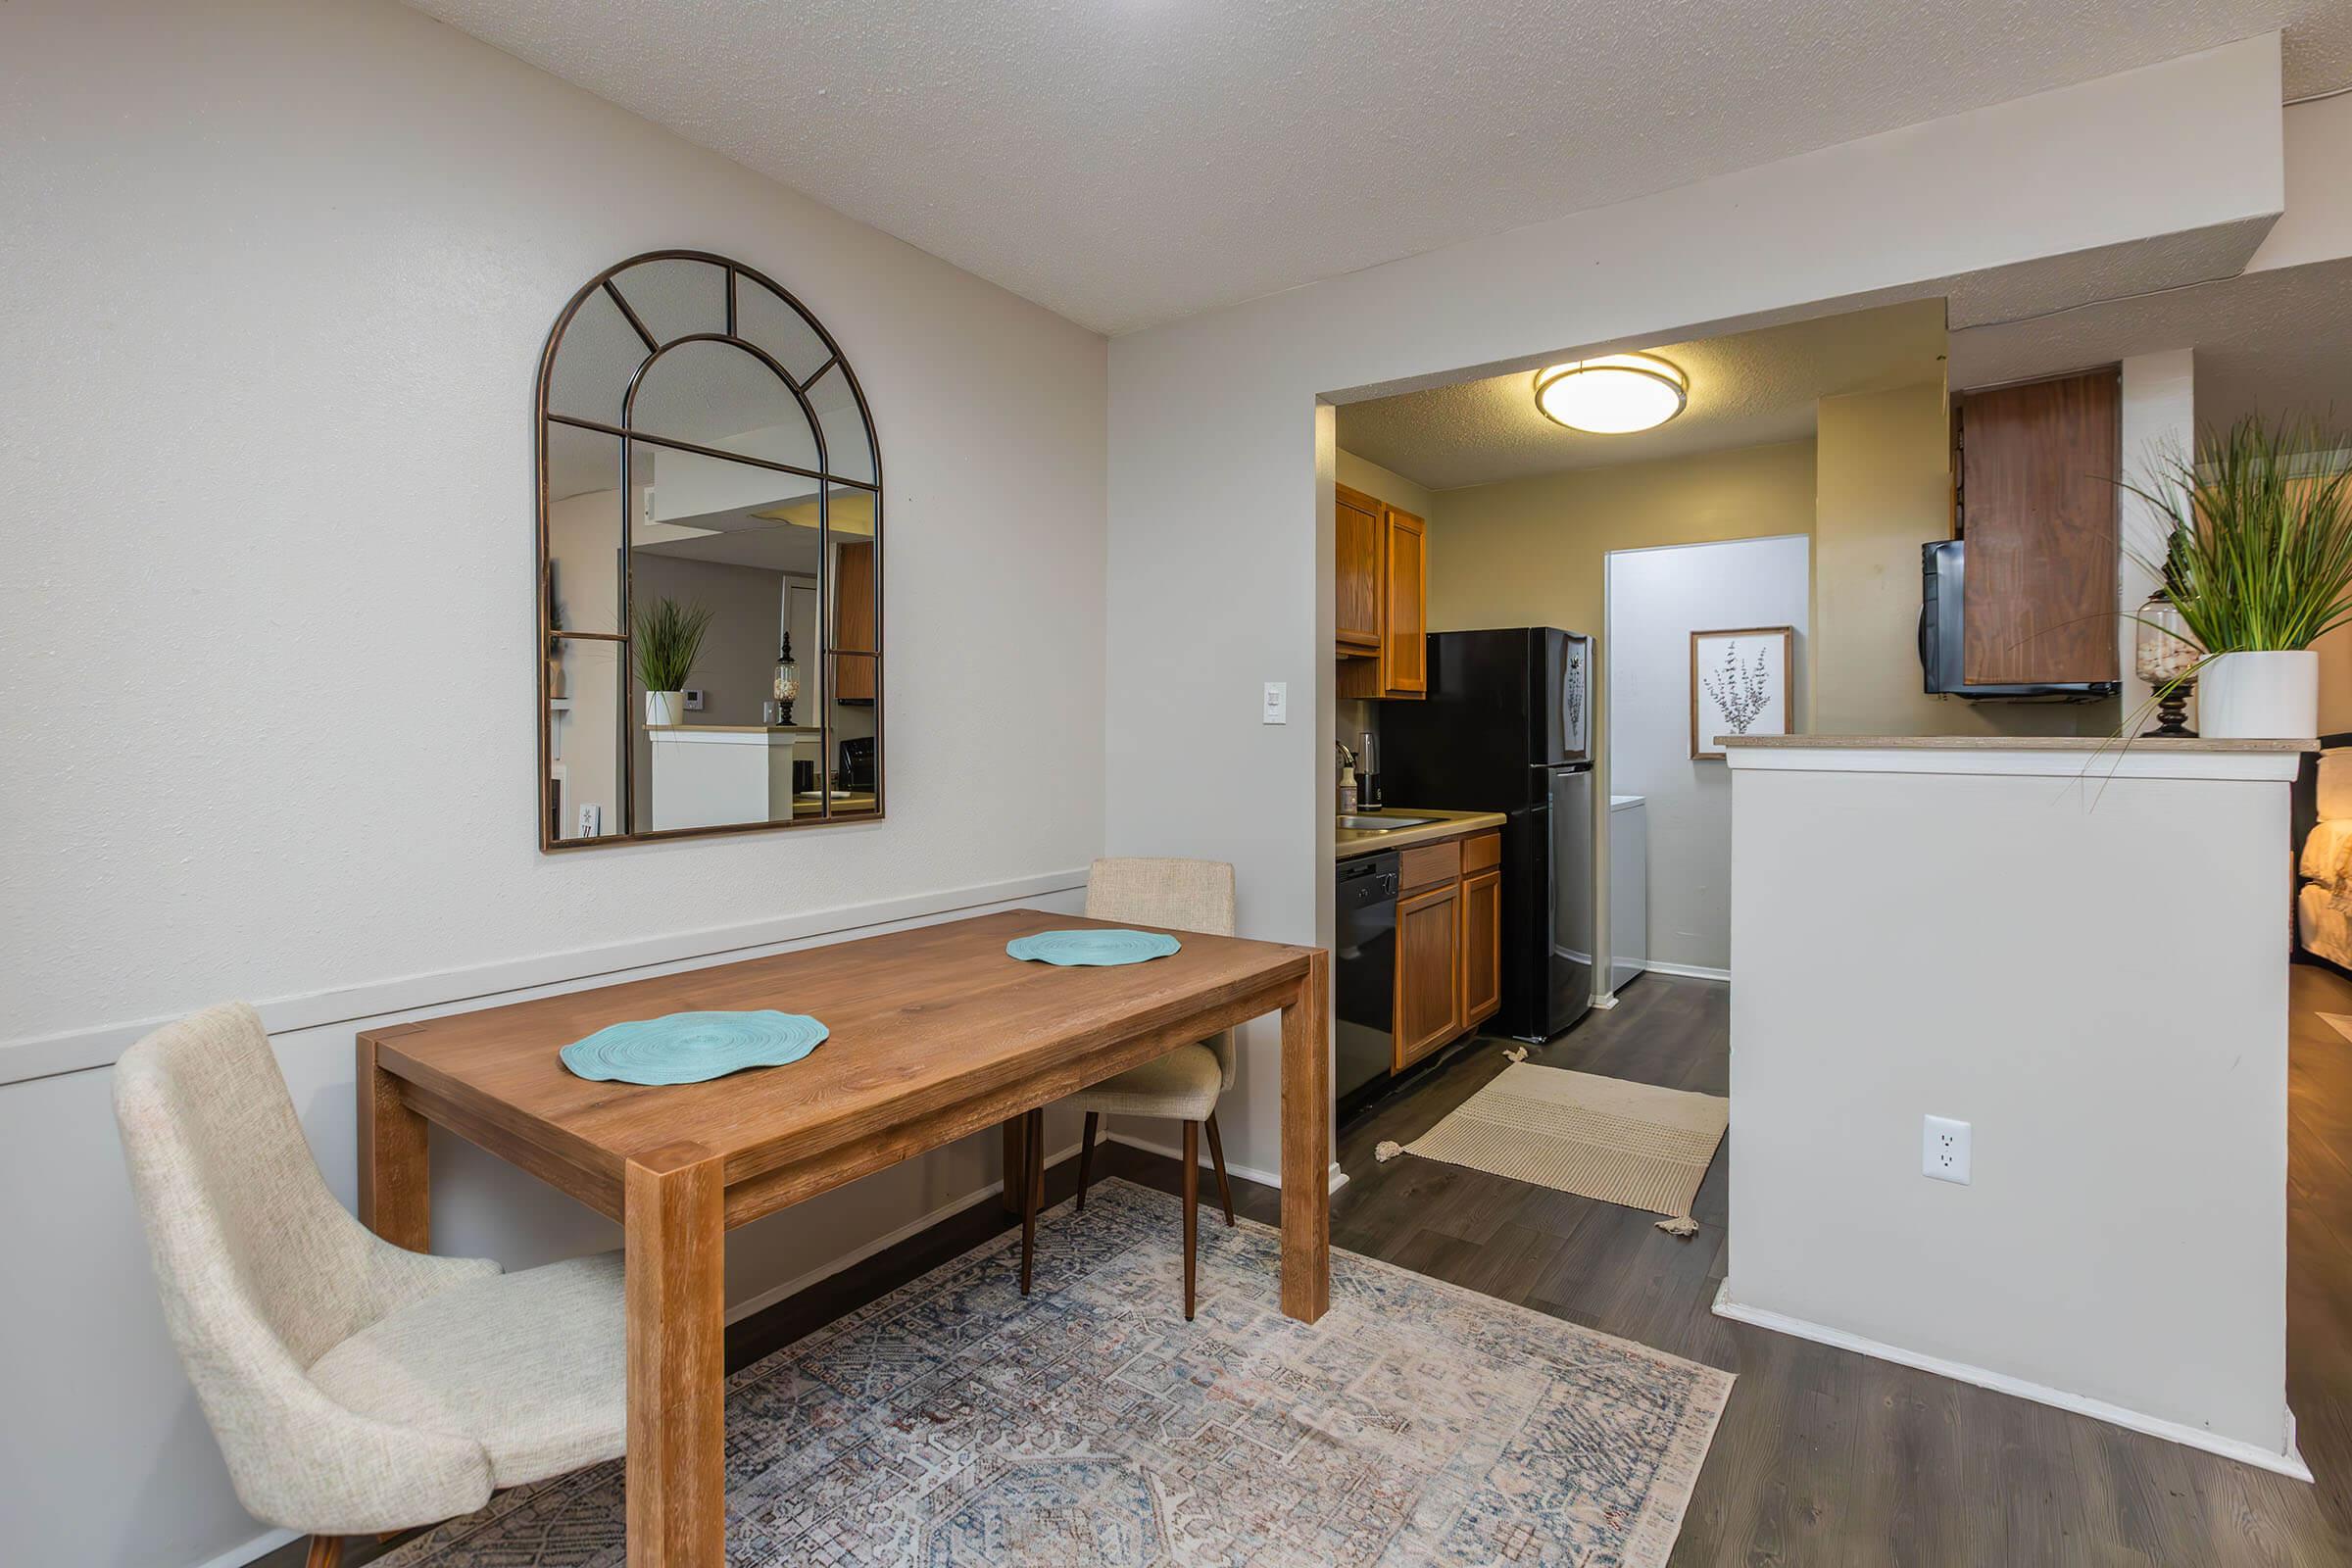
[377, 1178, 1733, 1567]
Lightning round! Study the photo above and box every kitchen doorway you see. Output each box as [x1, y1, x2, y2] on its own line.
[1601, 534, 1809, 987]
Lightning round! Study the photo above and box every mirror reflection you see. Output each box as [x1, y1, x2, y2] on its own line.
[629, 443, 828, 832]
[537, 252, 881, 849]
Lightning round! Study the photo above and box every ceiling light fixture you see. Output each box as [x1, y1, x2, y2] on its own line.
[1532, 353, 1689, 434]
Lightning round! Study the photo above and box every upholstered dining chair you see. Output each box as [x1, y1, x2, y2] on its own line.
[113, 1004, 626, 1568]
[1013, 856, 1239, 1321]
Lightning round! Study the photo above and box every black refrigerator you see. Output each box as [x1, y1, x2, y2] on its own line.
[1379, 627, 1595, 1042]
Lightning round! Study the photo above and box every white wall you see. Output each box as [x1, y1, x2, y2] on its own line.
[1721, 745, 2296, 1469]
[0, 3, 1106, 1565]
[1605, 536, 1810, 973]
[2118, 350, 2198, 723]
[1105, 35, 2285, 1187]
[2248, 90, 2352, 274]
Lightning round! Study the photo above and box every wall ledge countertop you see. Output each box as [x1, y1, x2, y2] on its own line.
[1334, 807, 1507, 859]
[1717, 735, 2317, 753]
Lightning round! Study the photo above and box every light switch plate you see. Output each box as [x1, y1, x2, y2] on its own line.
[1262, 682, 1288, 724]
[683, 687, 706, 711]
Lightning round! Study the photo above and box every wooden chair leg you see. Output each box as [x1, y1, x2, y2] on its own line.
[1076, 1111, 1099, 1211]
[1204, 1109, 1235, 1227]
[304, 1537, 344, 1568]
[1183, 1120, 1200, 1320]
[1018, 1106, 1043, 1296]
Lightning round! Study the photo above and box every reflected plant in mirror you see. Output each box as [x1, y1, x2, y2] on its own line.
[633, 596, 712, 729]
[536, 250, 883, 849]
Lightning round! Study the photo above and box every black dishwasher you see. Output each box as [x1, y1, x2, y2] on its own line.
[1334, 852, 1400, 1122]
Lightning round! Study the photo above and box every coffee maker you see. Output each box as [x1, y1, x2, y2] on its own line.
[1354, 729, 1382, 808]
[836, 736, 876, 794]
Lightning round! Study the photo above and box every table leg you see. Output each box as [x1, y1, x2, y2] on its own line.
[1278, 949, 1331, 1323]
[1001, 1117, 1028, 1217]
[625, 1143, 726, 1568]
[356, 1030, 429, 1251]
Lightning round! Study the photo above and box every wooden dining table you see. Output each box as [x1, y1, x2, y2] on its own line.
[355, 906, 1329, 1567]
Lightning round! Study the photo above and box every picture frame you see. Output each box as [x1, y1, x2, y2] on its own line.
[1690, 625, 1793, 760]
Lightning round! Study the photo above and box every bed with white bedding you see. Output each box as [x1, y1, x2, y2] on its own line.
[2299, 751, 2352, 968]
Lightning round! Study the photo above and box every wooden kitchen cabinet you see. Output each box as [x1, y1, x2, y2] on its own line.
[1335, 494, 1428, 700]
[1335, 483, 1383, 654]
[1460, 865, 1501, 1028]
[1395, 881, 1462, 1069]
[1382, 507, 1427, 697]
[1956, 369, 2121, 686]
[833, 540, 877, 701]
[1391, 828, 1501, 1070]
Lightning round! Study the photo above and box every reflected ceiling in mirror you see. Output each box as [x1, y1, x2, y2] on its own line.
[536, 252, 882, 852]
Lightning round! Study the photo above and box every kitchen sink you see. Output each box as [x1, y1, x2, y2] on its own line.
[1337, 814, 1436, 831]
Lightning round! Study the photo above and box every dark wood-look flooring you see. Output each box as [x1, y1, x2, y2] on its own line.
[271, 970, 2352, 1567]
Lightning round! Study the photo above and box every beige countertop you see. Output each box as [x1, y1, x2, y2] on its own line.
[1334, 807, 1507, 859]
[647, 724, 823, 736]
[1718, 734, 2317, 753]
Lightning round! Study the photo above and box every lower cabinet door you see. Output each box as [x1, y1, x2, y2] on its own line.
[1396, 882, 1462, 1070]
[1461, 867, 1501, 1027]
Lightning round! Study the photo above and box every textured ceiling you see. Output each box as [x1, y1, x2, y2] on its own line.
[406, 1, 2349, 335]
[1337, 301, 1947, 490]
[1950, 255, 2352, 447]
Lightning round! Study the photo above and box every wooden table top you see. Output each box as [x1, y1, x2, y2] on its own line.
[371, 908, 1315, 1190]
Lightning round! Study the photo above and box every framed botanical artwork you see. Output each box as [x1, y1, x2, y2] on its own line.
[1690, 626, 1793, 760]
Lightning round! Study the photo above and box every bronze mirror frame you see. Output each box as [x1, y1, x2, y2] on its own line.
[535, 250, 883, 852]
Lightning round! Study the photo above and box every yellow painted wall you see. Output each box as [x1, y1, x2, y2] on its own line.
[1813, 378, 2118, 737]
[1427, 438, 1819, 640]
[1406, 401, 2119, 998]
[1336, 448, 1437, 518]
[1418, 438, 1817, 996]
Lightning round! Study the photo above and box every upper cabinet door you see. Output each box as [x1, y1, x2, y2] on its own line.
[1957, 369, 2121, 686]
[1383, 506, 1429, 697]
[1335, 484, 1383, 654]
[832, 537, 878, 702]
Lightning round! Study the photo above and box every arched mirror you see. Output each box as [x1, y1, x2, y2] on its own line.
[536, 252, 881, 850]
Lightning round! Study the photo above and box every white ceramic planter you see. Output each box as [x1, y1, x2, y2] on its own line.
[645, 690, 685, 728]
[2197, 650, 2318, 738]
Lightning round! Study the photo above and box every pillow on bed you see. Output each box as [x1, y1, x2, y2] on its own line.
[2321, 750, 2352, 821]
[2304, 818, 2352, 887]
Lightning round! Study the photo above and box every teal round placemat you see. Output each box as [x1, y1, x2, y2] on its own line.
[1005, 929, 1182, 967]
[559, 1009, 828, 1085]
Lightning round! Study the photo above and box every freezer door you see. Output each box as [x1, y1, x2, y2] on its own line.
[1531, 629, 1593, 767]
[1545, 765, 1595, 1035]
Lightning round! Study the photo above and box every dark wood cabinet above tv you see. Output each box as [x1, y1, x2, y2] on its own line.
[1954, 368, 2122, 687]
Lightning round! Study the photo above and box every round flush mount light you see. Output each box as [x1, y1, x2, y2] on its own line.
[1532, 353, 1689, 434]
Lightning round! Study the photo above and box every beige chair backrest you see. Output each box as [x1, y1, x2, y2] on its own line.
[1086, 856, 1240, 1088]
[114, 1004, 493, 1530]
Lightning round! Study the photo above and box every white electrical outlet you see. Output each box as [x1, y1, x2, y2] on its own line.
[1922, 1114, 1971, 1185]
[577, 803, 602, 837]
[1262, 681, 1288, 724]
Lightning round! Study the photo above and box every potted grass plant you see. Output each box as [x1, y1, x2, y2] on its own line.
[633, 596, 713, 728]
[2121, 416, 2352, 738]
